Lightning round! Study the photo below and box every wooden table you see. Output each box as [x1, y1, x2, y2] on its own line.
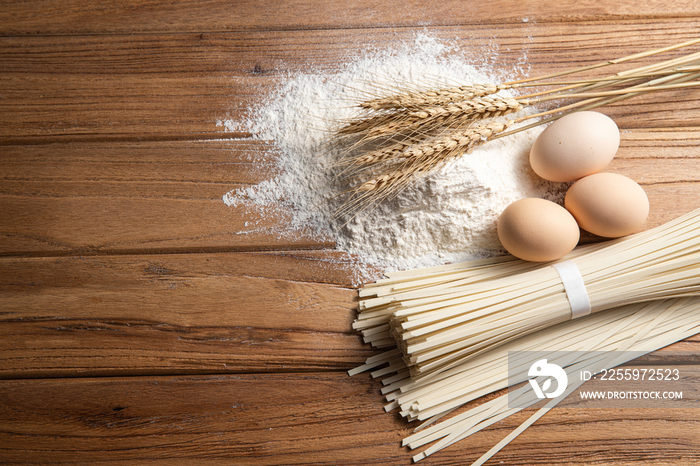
[2, 2, 700, 464]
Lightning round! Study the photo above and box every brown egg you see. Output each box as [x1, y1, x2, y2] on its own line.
[529, 111, 620, 182]
[497, 198, 580, 262]
[565, 173, 649, 238]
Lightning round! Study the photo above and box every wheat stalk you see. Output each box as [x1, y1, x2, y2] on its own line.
[339, 95, 521, 142]
[333, 38, 700, 214]
[360, 83, 501, 111]
[334, 120, 512, 218]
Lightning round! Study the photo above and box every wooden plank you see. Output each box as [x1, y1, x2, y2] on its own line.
[604, 128, 700, 231]
[0, 139, 337, 255]
[617, 129, 700, 159]
[0, 373, 698, 465]
[2, 0, 700, 35]
[2, 129, 699, 256]
[0, 251, 377, 379]
[0, 140, 278, 186]
[2, 21, 700, 143]
[0, 246, 697, 379]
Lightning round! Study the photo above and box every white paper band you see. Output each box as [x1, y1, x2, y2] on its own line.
[551, 260, 591, 319]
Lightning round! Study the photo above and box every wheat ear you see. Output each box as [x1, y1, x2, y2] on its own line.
[360, 83, 501, 110]
[332, 120, 513, 221]
[333, 39, 700, 214]
[339, 95, 521, 141]
[357, 120, 513, 192]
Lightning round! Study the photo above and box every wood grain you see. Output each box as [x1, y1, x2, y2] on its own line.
[0, 373, 698, 465]
[2, 2, 700, 465]
[1, 131, 699, 256]
[0, 247, 697, 380]
[0, 139, 336, 255]
[0, 251, 379, 378]
[2, 0, 700, 35]
[1, 21, 700, 143]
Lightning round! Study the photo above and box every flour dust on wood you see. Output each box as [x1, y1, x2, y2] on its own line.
[220, 34, 562, 279]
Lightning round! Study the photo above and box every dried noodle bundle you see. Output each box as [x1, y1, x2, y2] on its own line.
[386, 207, 700, 380]
[351, 217, 700, 462]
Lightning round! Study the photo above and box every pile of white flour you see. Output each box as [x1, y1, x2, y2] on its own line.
[221, 34, 562, 278]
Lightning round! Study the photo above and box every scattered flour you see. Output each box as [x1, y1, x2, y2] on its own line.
[222, 34, 563, 278]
